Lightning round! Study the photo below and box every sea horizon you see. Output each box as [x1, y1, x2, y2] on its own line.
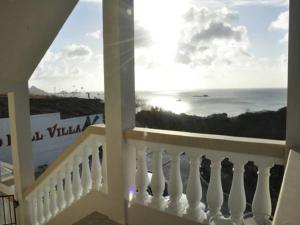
[53, 88, 287, 117]
[136, 88, 287, 117]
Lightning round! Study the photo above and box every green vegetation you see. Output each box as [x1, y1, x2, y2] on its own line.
[0, 95, 104, 119]
[136, 106, 286, 140]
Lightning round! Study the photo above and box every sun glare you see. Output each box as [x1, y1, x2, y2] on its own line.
[135, 0, 186, 62]
[147, 96, 190, 114]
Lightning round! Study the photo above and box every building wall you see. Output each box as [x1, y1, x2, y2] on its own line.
[0, 113, 103, 168]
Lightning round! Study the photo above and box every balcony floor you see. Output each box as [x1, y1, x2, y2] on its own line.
[73, 212, 120, 225]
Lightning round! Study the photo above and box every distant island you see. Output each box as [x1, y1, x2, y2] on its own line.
[193, 94, 209, 97]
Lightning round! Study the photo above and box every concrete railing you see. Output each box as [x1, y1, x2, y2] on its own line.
[23, 125, 286, 225]
[0, 161, 15, 195]
[0, 161, 14, 178]
[24, 126, 107, 225]
[125, 128, 286, 225]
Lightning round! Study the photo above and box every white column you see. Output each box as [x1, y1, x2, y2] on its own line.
[30, 195, 39, 225]
[73, 155, 83, 200]
[57, 170, 66, 211]
[228, 159, 246, 225]
[167, 151, 183, 215]
[37, 189, 45, 225]
[287, 0, 300, 151]
[8, 82, 34, 225]
[65, 162, 74, 206]
[91, 141, 102, 191]
[135, 148, 149, 204]
[44, 184, 52, 222]
[49, 176, 59, 217]
[252, 161, 272, 225]
[207, 156, 224, 221]
[185, 153, 205, 222]
[81, 146, 92, 195]
[101, 143, 108, 192]
[103, 0, 135, 223]
[149, 150, 165, 210]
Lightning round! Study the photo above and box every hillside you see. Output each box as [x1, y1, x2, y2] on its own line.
[0, 95, 104, 119]
[0, 95, 286, 140]
[136, 107, 286, 140]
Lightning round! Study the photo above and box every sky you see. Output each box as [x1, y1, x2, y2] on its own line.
[29, 0, 289, 92]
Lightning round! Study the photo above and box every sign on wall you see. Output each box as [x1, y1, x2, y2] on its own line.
[0, 113, 103, 168]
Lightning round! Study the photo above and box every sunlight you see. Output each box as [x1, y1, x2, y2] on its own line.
[147, 96, 190, 114]
[135, 0, 187, 63]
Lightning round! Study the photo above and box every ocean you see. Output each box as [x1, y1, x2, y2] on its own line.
[136, 88, 287, 117]
[70, 88, 286, 117]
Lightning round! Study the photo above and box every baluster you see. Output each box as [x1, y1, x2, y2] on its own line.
[185, 153, 205, 221]
[43, 184, 52, 222]
[101, 143, 108, 192]
[49, 176, 58, 217]
[252, 161, 273, 225]
[150, 150, 165, 209]
[207, 155, 224, 221]
[37, 189, 45, 225]
[135, 147, 149, 204]
[82, 146, 92, 195]
[56, 170, 66, 211]
[73, 155, 83, 200]
[228, 159, 247, 225]
[91, 141, 102, 191]
[30, 195, 39, 225]
[64, 162, 74, 206]
[167, 151, 183, 215]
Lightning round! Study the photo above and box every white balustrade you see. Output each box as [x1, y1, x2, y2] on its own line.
[185, 153, 206, 222]
[252, 160, 273, 225]
[135, 147, 150, 204]
[24, 127, 284, 225]
[37, 189, 45, 225]
[81, 146, 92, 195]
[57, 170, 66, 211]
[25, 135, 106, 225]
[207, 155, 224, 221]
[167, 151, 183, 215]
[149, 150, 166, 209]
[43, 184, 52, 222]
[49, 177, 58, 217]
[228, 158, 246, 225]
[73, 154, 83, 200]
[64, 162, 74, 206]
[91, 141, 102, 191]
[29, 195, 38, 225]
[101, 143, 108, 192]
[129, 135, 283, 225]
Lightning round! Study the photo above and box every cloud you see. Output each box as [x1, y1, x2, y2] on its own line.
[232, 0, 288, 6]
[62, 44, 93, 60]
[135, 24, 152, 48]
[184, 7, 239, 23]
[30, 45, 104, 92]
[189, 0, 288, 8]
[191, 22, 246, 42]
[269, 10, 289, 43]
[270, 11, 289, 30]
[86, 30, 102, 40]
[31, 44, 99, 82]
[176, 7, 250, 66]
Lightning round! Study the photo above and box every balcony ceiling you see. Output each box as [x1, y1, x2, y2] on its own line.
[0, 0, 78, 83]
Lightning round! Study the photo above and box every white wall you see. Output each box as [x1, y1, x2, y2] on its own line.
[0, 113, 103, 168]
